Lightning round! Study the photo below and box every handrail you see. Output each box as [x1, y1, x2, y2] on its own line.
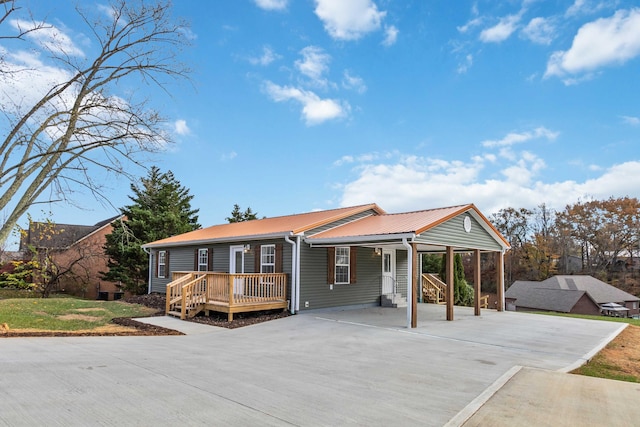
[422, 273, 447, 304]
[180, 275, 207, 319]
[166, 273, 196, 314]
[165, 272, 288, 319]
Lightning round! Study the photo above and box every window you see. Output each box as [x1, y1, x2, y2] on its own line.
[198, 248, 208, 271]
[158, 251, 166, 278]
[261, 245, 275, 273]
[335, 247, 350, 284]
[383, 253, 392, 274]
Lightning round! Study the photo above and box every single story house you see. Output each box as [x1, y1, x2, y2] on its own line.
[505, 275, 640, 317]
[142, 203, 510, 328]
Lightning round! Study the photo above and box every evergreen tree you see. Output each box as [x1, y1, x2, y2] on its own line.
[439, 253, 474, 306]
[226, 204, 259, 223]
[102, 167, 200, 294]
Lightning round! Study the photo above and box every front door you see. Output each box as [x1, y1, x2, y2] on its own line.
[381, 249, 395, 294]
[230, 246, 244, 294]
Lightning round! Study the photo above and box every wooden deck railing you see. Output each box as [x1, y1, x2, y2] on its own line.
[166, 271, 288, 320]
[422, 273, 447, 304]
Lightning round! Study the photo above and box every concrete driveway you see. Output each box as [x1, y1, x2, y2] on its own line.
[0, 305, 633, 426]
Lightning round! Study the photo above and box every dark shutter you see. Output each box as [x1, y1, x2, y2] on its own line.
[327, 247, 335, 284]
[207, 248, 213, 271]
[349, 247, 357, 284]
[166, 251, 171, 279]
[254, 244, 261, 273]
[275, 243, 283, 273]
[155, 251, 159, 278]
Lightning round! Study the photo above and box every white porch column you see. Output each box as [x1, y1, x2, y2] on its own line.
[496, 251, 505, 311]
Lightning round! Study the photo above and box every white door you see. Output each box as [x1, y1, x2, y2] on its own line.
[381, 249, 395, 294]
[230, 246, 244, 295]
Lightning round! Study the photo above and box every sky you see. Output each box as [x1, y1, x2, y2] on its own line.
[2, 0, 640, 239]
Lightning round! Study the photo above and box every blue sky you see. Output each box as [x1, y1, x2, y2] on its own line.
[2, 0, 640, 237]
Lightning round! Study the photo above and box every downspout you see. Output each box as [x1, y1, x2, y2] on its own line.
[296, 235, 301, 312]
[402, 237, 413, 329]
[284, 235, 297, 314]
[143, 247, 152, 294]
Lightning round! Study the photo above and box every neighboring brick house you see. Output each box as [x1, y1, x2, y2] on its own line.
[20, 216, 122, 300]
[505, 275, 640, 318]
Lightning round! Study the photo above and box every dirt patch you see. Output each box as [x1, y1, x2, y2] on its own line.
[76, 308, 106, 313]
[58, 314, 101, 322]
[589, 325, 640, 378]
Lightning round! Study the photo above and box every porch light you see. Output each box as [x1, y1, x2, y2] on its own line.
[375, 247, 381, 255]
[244, 244, 251, 253]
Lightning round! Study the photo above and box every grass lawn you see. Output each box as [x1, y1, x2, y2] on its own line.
[0, 297, 158, 332]
[537, 312, 640, 383]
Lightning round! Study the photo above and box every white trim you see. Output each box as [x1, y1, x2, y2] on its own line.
[143, 232, 292, 249]
[229, 245, 244, 274]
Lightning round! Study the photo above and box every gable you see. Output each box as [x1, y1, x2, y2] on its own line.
[416, 211, 505, 252]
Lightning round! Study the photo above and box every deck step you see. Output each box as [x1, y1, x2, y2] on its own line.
[167, 310, 181, 318]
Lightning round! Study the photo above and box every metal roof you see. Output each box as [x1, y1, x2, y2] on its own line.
[143, 204, 384, 248]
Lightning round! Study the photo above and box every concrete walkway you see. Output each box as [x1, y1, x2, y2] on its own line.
[0, 305, 636, 426]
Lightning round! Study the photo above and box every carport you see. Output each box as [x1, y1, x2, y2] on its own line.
[306, 204, 511, 328]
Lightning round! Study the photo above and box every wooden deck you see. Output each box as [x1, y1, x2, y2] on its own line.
[166, 271, 288, 321]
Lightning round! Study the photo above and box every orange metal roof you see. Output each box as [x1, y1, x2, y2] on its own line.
[143, 203, 384, 247]
[307, 205, 471, 239]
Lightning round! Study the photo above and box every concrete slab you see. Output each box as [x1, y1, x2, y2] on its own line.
[461, 367, 640, 427]
[0, 305, 630, 426]
[135, 315, 227, 335]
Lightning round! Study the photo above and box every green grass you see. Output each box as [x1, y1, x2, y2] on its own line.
[573, 354, 639, 383]
[0, 298, 157, 331]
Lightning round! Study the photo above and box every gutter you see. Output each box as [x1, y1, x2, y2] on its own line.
[142, 247, 152, 294]
[307, 233, 416, 246]
[284, 234, 297, 315]
[402, 237, 413, 329]
[142, 231, 294, 250]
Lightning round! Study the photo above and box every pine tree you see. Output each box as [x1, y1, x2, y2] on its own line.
[226, 204, 259, 223]
[102, 167, 200, 294]
[439, 253, 474, 306]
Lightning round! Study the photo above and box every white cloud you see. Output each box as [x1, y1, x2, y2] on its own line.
[221, 151, 237, 161]
[248, 46, 280, 66]
[337, 150, 640, 217]
[621, 115, 640, 125]
[295, 46, 331, 84]
[481, 127, 559, 148]
[314, 0, 386, 41]
[522, 17, 555, 45]
[457, 54, 473, 74]
[10, 19, 84, 56]
[342, 70, 367, 94]
[479, 13, 522, 43]
[458, 17, 483, 34]
[382, 25, 399, 46]
[254, 0, 288, 11]
[263, 81, 349, 125]
[545, 8, 640, 79]
[174, 119, 191, 135]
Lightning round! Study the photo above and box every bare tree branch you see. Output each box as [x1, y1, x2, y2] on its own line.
[0, 0, 191, 244]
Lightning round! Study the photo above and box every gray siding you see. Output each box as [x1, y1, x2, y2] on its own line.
[396, 250, 408, 298]
[418, 213, 503, 251]
[149, 240, 292, 294]
[298, 245, 382, 310]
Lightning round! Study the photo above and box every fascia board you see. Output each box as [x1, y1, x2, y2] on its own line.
[306, 233, 416, 246]
[142, 231, 293, 249]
